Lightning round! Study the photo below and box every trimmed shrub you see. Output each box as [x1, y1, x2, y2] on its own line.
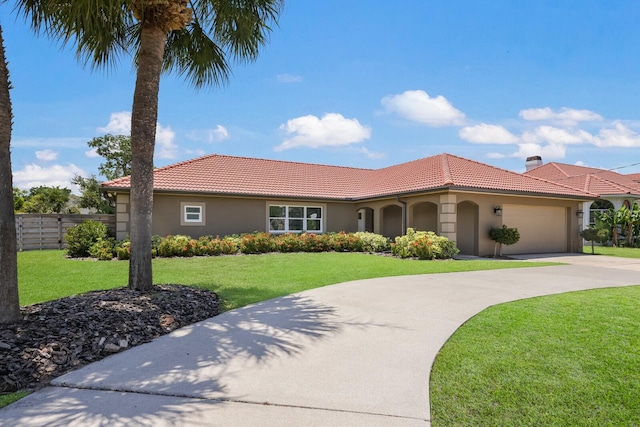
[65, 220, 111, 258]
[298, 233, 331, 252]
[157, 235, 196, 257]
[580, 227, 610, 254]
[274, 233, 302, 253]
[240, 232, 273, 254]
[354, 232, 390, 252]
[489, 225, 520, 257]
[117, 240, 131, 260]
[391, 228, 459, 260]
[89, 237, 117, 260]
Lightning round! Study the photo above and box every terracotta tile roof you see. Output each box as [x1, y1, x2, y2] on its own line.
[525, 162, 640, 197]
[626, 172, 640, 182]
[102, 153, 596, 200]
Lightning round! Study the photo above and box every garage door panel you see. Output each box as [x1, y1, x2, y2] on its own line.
[502, 205, 566, 254]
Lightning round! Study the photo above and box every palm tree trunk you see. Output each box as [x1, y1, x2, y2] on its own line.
[0, 26, 20, 324]
[128, 24, 167, 291]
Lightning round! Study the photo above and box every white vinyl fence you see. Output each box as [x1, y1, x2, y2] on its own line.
[14, 214, 116, 251]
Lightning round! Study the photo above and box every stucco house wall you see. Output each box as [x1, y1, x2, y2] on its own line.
[116, 193, 360, 240]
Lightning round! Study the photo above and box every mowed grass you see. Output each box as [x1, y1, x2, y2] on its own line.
[583, 245, 640, 258]
[18, 250, 552, 311]
[430, 286, 640, 426]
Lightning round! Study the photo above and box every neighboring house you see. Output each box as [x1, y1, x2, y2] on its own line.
[102, 153, 596, 256]
[524, 156, 640, 229]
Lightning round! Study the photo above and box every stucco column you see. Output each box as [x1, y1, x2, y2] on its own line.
[439, 194, 457, 243]
[373, 206, 383, 235]
[581, 201, 591, 230]
[116, 194, 130, 240]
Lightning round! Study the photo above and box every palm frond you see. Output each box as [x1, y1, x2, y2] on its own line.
[14, 0, 136, 70]
[164, 21, 231, 88]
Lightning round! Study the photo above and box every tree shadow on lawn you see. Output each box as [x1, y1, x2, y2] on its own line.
[1, 293, 395, 426]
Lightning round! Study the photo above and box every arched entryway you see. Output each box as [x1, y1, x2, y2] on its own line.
[357, 208, 374, 232]
[411, 202, 438, 232]
[382, 205, 403, 239]
[456, 201, 478, 255]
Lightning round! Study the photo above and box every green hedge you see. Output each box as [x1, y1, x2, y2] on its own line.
[68, 225, 463, 261]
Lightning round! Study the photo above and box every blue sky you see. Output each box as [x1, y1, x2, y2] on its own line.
[2, 1, 640, 192]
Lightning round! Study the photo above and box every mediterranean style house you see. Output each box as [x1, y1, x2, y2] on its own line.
[102, 153, 597, 256]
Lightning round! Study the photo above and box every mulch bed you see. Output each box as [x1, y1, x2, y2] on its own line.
[0, 285, 219, 393]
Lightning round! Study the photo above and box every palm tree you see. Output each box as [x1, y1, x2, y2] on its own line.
[18, 0, 283, 291]
[0, 25, 20, 324]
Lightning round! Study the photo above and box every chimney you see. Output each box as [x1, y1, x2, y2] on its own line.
[525, 155, 543, 171]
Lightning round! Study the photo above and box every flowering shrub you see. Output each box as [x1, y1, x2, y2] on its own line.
[89, 237, 117, 261]
[274, 233, 301, 252]
[240, 232, 274, 254]
[80, 231, 395, 260]
[157, 235, 197, 257]
[354, 232, 390, 252]
[65, 220, 111, 258]
[117, 240, 131, 260]
[392, 228, 459, 260]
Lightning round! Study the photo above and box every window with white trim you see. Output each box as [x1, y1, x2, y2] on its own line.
[180, 202, 206, 226]
[269, 205, 323, 233]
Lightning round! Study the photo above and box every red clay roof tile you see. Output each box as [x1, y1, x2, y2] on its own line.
[102, 153, 596, 200]
[525, 162, 640, 197]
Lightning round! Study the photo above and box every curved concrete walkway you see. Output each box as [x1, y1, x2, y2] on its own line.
[1, 254, 638, 426]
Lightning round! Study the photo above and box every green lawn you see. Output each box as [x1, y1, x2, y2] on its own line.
[12, 250, 638, 422]
[583, 245, 640, 258]
[18, 250, 551, 311]
[430, 286, 640, 426]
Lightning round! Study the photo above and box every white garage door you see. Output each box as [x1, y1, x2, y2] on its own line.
[502, 205, 567, 254]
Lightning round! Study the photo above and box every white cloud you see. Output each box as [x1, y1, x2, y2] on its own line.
[511, 143, 566, 160]
[521, 126, 594, 145]
[98, 111, 132, 134]
[188, 125, 229, 143]
[13, 163, 86, 192]
[486, 152, 506, 159]
[209, 125, 229, 142]
[459, 124, 518, 144]
[185, 149, 207, 157]
[519, 107, 603, 126]
[35, 149, 58, 162]
[574, 160, 587, 166]
[594, 121, 640, 147]
[98, 111, 178, 159]
[85, 148, 99, 158]
[155, 124, 177, 159]
[275, 113, 371, 151]
[381, 90, 466, 127]
[277, 73, 303, 83]
[355, 146, 386, 160]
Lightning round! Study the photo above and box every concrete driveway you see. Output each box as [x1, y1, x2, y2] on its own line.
[512, 252, 640, 271]
[1, 254, 638, 426]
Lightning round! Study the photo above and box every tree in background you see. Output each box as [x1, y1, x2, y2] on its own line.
[18, 0, 283, 291]
[12, 187, 26, 212]
[0, 25, 20, 324]
[22, 186, 72, 214]
[595, 208, 624, 247]
[88, 134, 132, 181]
[72, 175, 115, 214]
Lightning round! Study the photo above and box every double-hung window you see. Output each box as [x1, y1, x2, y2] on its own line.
[269, 205, 323, 233]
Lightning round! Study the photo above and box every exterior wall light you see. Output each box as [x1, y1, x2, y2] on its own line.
[494, 206, 502, 216]
[576, 210, 584, 219]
